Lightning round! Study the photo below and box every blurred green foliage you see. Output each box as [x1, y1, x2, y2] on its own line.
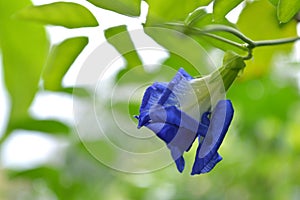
[0, 0, 49, 137]
[1, 0, 300, 200]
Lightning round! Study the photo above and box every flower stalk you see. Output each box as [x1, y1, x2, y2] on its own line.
[164, 22, 300, 60]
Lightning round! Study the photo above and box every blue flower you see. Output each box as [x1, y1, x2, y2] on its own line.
[136, 68, 234, 175]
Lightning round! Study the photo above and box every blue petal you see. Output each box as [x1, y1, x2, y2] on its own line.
[191, 153, 222, 175]
[137, 82, 167, 128]
[138, 68, 194, 128]
[158, 68, 193, 106]
[201, 112, 211, 127]
[146, 108, 199, 156]
[175, 156, 185, 173]
[148, 105, 207, 136]
[191, 100, 234, 175]
[145, 105, 209, 173]
[146, 122, 177, 143]
[177, 68, 194, 81]
[146, 122, 191, 172]
[140, 82, 167, 112]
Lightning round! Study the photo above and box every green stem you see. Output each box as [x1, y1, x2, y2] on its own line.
[254, 37, 300, 47]
[242, 49, 253, 60]
[164, 23, 248, 51]
[190, 30, 248, 51]
[201, 25, 255, 47]
[164, 22, 300, 60]
[165, 23, 252, 50]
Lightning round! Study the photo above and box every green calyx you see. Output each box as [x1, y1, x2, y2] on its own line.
[215, 51, 245, 91]
[190, 52, 244, 109]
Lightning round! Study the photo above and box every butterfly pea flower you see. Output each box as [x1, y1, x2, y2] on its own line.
[136, 52, 245, 175]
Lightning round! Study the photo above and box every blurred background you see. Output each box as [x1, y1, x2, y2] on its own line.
[1, 0, 300, 199]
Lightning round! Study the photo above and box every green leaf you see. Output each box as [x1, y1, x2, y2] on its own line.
[213, 0, 243, 22]
[237, 0, 297, 79]
[269, 0, 279, 6]
[199, 0, 214, 6]
[145, 0, 208, 25]
[278, 0, 300, 23]
[162, 53, 201, 76]
[12, 117, 69, 135]
[104, 25, 143, 79]
[9, 166, 60, 181]
[43, 37, 88, 91]
[87, 0, 141, 16]
[15, 2, 98, 28]
[184, 8, 207, 26]
[145, 1, 247, 55]
[9, 166, 62, 195]
[0, 0, 49, 134]
[145, 27, 213, 76]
